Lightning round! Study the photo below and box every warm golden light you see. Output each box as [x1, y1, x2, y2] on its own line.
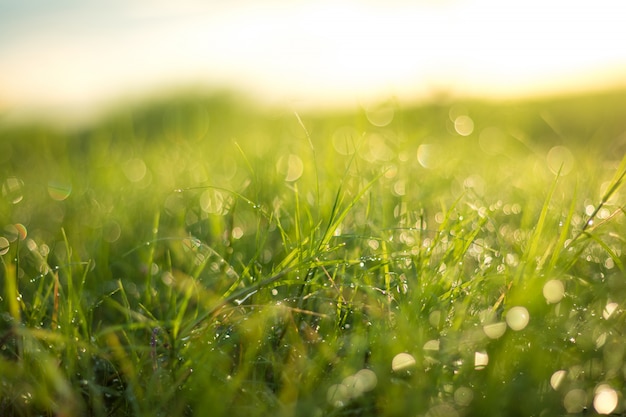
[1, 1, 626, 119]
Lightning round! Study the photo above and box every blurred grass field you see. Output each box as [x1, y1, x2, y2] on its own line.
[1, 89, 626, 416]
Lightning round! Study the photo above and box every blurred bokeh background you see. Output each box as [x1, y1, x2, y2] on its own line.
[1, 0, 626, 122]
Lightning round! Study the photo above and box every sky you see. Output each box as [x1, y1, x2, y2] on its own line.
[1, 0, 625, 119]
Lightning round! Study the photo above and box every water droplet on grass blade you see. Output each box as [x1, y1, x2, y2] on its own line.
[392, 352, 416, 372]
[423, 339, 440, 352]
[474, 351, 489, 370]
[603, 302, 618, 319]
[483, 322, 507, 339]
[550, 370, 567, 390]
[543, 280, 565, 304]
[506, 306, 529, 331]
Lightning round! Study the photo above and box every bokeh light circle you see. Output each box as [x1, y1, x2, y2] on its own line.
[426, 403, 459, 417]
[353, 369, 377, 393]
[454, 386, 474, 406]
[5, 224, 28, 242]
[594, 385, 618, 415]
[0, 237, 9, 255]
[603, 302, 619, 319]
[550, 370, 567, 390]
[474, 351, 489, 370]
[454, 115, 474, 136]
[543, 279, 565, 304]
[2, 176, 24, 204]
[48, 181, 72, 201]
[392, 352, 416, 372]
[563, 389, 587, 413]
[417, 144, 441, 169]
[483, 322, 507, 339]
[326, 384, 349, 408]
[276, 154, 304, 182]
[365, 102, 394, 127]
[506, 306, 530, 331]
[547, 146, 574, 175]
[123, 158, 147, 182]
[200, 189, 228, 215]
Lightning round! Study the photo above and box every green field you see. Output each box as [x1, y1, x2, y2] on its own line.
[1, 89, 626, 416]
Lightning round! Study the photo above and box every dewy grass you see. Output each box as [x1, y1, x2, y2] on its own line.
[1, 90, 626, 416]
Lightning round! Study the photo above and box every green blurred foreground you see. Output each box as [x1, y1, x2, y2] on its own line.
[1, 90, 626, 416]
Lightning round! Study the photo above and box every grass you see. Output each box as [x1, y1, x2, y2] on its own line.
[1, 89, 626, 416]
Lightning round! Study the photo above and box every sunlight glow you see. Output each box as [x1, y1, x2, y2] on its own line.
[1, 0, 626, 118]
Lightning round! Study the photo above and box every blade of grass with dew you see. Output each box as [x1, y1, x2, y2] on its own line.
[515, 168, 561, 285]
[583, 232, 625, 273]
[568, 153, 626, 247]
[2, 252, 21, 325]
[547, 182, 578, 271]
[143, 211, 161, 307]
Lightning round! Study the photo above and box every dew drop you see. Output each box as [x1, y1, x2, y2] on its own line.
[543, 280, 565, 304]
[483, 322, 507, 339]
[474, 351, 489, 370]
[506, 306, 529, 331]
[550, 370, 567, 390]
[391, 352, 416, 372]
[603, 302, 618, 319]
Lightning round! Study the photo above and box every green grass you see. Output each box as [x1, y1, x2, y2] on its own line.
[1, 89, 626, 416]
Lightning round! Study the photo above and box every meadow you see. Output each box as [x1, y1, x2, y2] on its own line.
[1, 89, 626, 416]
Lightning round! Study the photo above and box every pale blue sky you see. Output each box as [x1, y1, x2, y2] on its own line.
[2, 0, 625, 118]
